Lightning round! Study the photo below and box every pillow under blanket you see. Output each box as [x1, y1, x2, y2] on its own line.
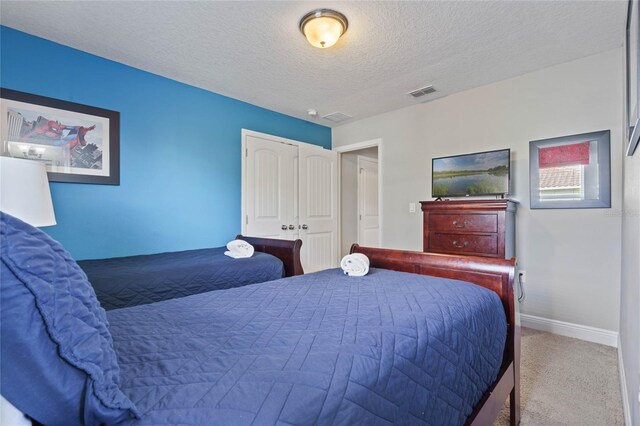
[0, 212, 139, 425]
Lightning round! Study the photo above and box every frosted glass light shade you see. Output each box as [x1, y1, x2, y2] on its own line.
[300, 9, 348, 49]
[0, 157, 56, 227]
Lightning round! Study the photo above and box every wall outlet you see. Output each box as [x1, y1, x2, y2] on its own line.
[518, 270, 526, 284]
[409, 202, 416, 213]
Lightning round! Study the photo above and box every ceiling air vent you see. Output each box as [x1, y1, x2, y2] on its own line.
[322, 112, 352, 123]
[407, 85, 436, 98]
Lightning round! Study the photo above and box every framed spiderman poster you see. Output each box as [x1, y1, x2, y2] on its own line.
[0, 88, 119, 185]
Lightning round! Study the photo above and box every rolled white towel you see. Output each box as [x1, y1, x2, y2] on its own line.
[224, 239, 255, 259]
[340, 253, 370, 277]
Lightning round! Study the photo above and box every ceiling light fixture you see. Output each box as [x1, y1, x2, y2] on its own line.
[299, 9, 348, 49]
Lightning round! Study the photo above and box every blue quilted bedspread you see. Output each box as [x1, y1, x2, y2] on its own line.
[78, 247, 284, 310]
[108, 268, 506, 425]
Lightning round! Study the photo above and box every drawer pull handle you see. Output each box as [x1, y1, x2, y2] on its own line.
[452, 220, 470, 228]
[452, 240, 469, 248]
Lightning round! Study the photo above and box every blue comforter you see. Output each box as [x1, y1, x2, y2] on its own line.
[108, 268, 507, 425]
[79, 247, 284, 310]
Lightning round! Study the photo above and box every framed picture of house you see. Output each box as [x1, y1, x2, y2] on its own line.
[626, 0, 639, 156]
[529, 130, 611, 209]
[0, 88, 120, 185]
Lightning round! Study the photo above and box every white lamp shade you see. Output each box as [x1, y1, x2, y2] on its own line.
[0, 157, 56, 227]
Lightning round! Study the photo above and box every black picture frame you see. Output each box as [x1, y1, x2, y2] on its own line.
[626, 0, 640, 156]
[529, 130, 611, 209]
[0, 88, 120, 185]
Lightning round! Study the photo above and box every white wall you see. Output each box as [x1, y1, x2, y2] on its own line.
[333, 49, 623, 332]
[620, 133, 640, 422]
[340, 147, 378, 256]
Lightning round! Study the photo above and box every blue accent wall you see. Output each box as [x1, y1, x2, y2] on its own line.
[1, 26, 331, 260]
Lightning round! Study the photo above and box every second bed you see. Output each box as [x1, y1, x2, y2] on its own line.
[79, 235, 303, 310]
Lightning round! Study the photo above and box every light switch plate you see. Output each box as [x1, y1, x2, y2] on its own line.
[409, 203, 416, 213]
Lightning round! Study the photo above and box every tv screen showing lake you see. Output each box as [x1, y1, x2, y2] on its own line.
[432, 150, 510, 196]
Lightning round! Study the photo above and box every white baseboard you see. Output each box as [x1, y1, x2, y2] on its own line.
[618, 337, 633, 426]
[521, 314, 618, 347]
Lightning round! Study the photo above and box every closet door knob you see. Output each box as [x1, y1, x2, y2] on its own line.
[288, 225, 295, 230]
[302, 224, 308, 230]
[281, 225, 287, 230]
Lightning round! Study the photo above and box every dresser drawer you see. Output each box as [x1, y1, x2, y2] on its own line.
[428, 213, 498, 233]
[428, 233, 498, 256]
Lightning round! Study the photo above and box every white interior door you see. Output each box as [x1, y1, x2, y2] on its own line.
[299, 144, 339, 272]
[357, 156, 380, 247]
[245, 134, 297, 240]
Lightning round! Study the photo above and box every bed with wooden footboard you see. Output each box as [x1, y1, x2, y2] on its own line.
[1, 209, 519, 425]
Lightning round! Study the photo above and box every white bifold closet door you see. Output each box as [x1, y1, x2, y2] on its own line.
[243, 131, 338, 273]
[298, 143, 338, 273]
[245, 133, 297, 240]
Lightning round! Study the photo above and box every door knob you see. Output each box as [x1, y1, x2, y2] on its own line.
[288, 225, 295, 230]
[302, 224, 308, 230]
[281, 225, 287, 230]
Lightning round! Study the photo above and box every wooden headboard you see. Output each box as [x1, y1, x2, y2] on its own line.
[236, 235, 304, 277]
[350, 244, 520, 425]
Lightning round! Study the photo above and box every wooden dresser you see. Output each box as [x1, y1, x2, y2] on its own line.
[420, 199, 516, 259]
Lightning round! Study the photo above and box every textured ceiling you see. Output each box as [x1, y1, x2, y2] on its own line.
[0, 1, 627, 127]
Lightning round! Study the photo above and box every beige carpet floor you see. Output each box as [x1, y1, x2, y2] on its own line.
[494, 327, 624, 426]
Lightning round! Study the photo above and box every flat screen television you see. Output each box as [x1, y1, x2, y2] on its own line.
[432, 148, 510, 198]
